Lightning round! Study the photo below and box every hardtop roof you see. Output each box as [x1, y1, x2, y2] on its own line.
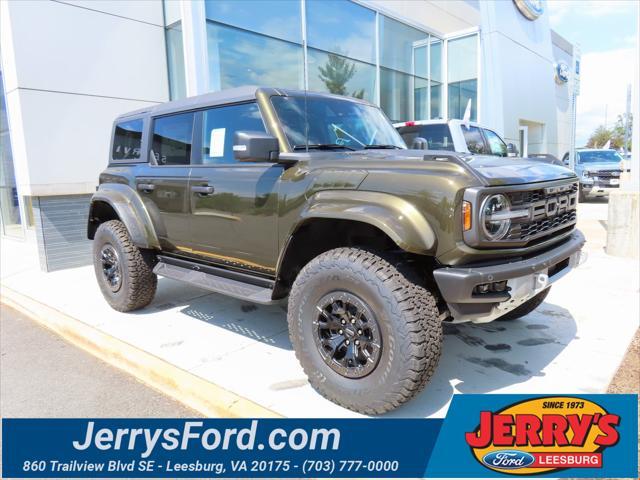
[116, 86, 375, 121]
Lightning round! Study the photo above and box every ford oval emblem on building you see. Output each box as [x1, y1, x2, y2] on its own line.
[513, 0, 544, 20]
[482, 450, 536, 470]
[555, 61, 570, 84]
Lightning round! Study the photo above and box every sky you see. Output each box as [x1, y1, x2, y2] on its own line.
[546, 0, 638, 146]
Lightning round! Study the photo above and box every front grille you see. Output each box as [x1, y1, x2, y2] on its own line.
[588, 170, 620, 179]
[504, 181, 578, 243]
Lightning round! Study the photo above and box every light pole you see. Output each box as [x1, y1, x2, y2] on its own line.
[568, 46, 580, 171]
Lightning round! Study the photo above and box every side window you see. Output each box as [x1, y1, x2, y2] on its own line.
[483, 129, 507, 157]
[151, 112, 194, 166]
[199, 102, 266, 165]
[419, 125, 454, 151]
[112, 119, 143, 160]
[461, 125, 487, 154]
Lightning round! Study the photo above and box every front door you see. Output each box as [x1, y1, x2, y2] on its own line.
[187, 102, 282, 276]
[135, 111, 195, 252]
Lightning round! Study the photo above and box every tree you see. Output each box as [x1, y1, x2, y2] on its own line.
[318, 52, 365, 99]
[612, 113, 633, 151]
[586, 126, 612, 149]
[586, 113, 633, 150]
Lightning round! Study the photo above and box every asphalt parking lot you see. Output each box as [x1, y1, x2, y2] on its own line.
[1, 200, 638, 418]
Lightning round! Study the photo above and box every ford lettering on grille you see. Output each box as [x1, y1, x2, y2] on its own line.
[505, 182, 578, 242]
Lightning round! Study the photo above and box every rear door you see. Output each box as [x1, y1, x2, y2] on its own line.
[187, 102, 282, 275]
[134, 111, 195, 252]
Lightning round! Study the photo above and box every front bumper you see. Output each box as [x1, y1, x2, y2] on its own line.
[581, 182, 619, 197]
[433, 230, 586, 323]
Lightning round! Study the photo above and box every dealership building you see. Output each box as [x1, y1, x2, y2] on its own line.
[0, 0, 577, 271]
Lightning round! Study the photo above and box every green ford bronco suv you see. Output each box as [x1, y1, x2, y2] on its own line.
[88, 87, 585, 414]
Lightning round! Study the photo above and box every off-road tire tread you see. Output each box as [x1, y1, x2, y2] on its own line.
[496, 287, 550, 321]
[94, 220, 157, 312]
[288, 247, 442, 414]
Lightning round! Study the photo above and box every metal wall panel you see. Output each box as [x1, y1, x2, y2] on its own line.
[33, 194, 92, 271]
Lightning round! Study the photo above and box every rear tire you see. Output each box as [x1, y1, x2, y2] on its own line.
[93, 220, 157, 312]
[287, 248, 442, 414]
[496, 287, 550, 321]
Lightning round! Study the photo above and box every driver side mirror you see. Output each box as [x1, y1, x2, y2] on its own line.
[411, 137, 428, 150]
[506, 143, 519, 157]
[233, 131, 279, 162]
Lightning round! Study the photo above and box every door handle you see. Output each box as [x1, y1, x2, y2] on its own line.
[191, 185, 215, 196]
[137, 183, 155, 193]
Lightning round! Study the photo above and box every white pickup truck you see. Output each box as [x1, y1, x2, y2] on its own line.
[394, 119, 519, 157]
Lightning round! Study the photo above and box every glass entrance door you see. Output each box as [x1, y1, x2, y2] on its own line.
[0, 69, 23, 238]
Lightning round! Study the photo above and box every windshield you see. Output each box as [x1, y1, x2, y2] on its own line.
[577, 150, 623, 164]
[271, 95, 406, 150]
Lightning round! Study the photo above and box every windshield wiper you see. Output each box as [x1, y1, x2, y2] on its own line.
[293, 144, 356, 151]
[363, 144, 402, 150]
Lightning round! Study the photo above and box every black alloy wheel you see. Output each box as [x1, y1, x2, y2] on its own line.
[313, 291, 382, 378]
[100, 244, 122, 292]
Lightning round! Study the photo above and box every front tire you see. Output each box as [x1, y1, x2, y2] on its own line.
[496, 287, 550, 321]
[287, 248, 442, 414]
[93, 220, 157, 312]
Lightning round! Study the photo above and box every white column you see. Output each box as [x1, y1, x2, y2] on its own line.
[180, 0, 209, 96]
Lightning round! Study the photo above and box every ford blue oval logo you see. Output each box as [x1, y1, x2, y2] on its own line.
[482, 450, 535, 469]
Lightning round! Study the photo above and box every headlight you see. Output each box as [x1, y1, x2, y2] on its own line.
[481, 194, 511, 240]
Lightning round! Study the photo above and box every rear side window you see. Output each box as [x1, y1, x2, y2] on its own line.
[112, 119, 143, 160]
[151, 112, 195, 165]
[199, 102, 266, 165]
[461, 125, 488, 154]
[398, 124, 454, 151]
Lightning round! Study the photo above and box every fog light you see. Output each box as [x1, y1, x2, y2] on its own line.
[491, 280, 508, 292]
[474, 281, 509, 295]
[474, 283, 491, 294]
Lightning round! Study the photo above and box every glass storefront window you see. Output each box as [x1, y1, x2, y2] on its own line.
[430, 39, 443, 118]
[205, 0, 302, 44]
[380, 15, 428, 75]
[164, 0, 467, 126]
[166, 22, 186, 100]
[379, 14, 434, 122]
[306, 0, 376, 64]
[414, 77, 428, 121]
[380, 68, 412, 123]
[447, 34, 478, 121]
[206, 22, 304, 91]
[307, 48, 376, 102]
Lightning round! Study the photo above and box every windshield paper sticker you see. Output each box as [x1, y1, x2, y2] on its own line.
[209, 128, 226, 157]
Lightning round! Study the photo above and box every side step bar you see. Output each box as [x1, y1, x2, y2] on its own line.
[153, 255, 276, 304]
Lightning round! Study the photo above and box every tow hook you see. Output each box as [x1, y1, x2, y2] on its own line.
[534, 273, 549, 292]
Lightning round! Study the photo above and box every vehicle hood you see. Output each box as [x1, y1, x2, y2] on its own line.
[464, 155, 577, 185]
[575, 162, 623, 172]
[292, 149, 577, 186]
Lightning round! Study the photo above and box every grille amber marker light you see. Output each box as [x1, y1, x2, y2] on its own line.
[463, 200, 472, 231]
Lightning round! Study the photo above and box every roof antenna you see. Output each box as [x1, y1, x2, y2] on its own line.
[462, 99, 472, 128]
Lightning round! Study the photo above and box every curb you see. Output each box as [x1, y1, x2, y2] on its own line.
[0, 286, 282, 418]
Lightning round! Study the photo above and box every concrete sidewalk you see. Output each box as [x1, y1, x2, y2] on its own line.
[1, 202, 638, 418]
